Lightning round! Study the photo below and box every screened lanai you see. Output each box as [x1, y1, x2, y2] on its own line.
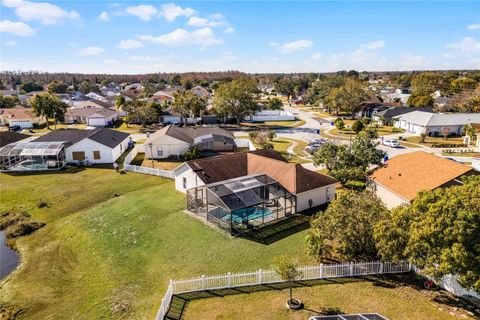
[0, 141, 67, 172]
[186, 174, 296, 235]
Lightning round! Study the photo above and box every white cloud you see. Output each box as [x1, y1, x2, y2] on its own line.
[139, 28, 222, 47]
[311, 53, 322, 60]
[126, 4, 158, 21]
[397, 53, 425, 69]
[2, 0, 79, 25]
[103, 58, 120, 64]
[446, 37, 480, 53]
[159, 3, 195, 22]
[118, 39, 144, 50]
[224, 27, 234, 33]
[99, 11, 109, 22]
[187, 16, 222, 27]
[467, 24, 480, 30]
[353, 40, 385, 55]
[77, 46, 104, 56]
[279, 39, 313, 53]
[4, 40, 16, 46]
[0, 19, 34, 36]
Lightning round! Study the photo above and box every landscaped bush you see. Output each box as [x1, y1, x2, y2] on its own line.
[431, 143, 467, 148]
[334, 118, 345, 130]
[344, 180, 366, 190]
[182, 148, 199, 161]
[351, 120, 364, 134]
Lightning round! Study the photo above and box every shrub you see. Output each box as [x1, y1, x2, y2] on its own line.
[37, 198, 48, 208]
[267, 129, 277, 141]
[0, 211, 45, 239]
[261, 142, 274, 149]
[182, 148, 199, 161]
[334, 118, 345, 130]
[351, 120, 365, 134]
[248, 130, 258, 140]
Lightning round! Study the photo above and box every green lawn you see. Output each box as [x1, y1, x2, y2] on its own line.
[406, 135, 465, 147]
[240, 119, 306, 128]
[329, 126, 404, 138]
[184, 274, 473, 320]
[0, 169, 308, 319]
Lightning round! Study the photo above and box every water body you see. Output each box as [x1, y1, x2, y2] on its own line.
[0, 231, 19, 279]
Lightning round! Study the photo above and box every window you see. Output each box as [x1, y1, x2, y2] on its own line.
[183, 177, 187, 189]
[157, 147, 164, 157]
[93, 151, 101, 160]
[72, 151, 86, 161]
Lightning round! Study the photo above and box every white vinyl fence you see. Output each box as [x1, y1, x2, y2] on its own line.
[155, 260, 411, 320]
[124, 164, 175, 179]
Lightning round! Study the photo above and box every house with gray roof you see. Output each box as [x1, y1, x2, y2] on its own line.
[64, 107, 117, 127]
[144, 125, 236, 159]
[372, 107, 433, 125]
[34, 128, 130, 164]
[394, 111, 480, 136]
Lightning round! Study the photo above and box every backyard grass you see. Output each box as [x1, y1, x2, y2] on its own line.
[441, 152, 480, 157]
[184, 274, 473, 320]
[399, 141, 422, 148]
[329, 126, 404, 138]
[0, 169, 309, 319]
[240, 119, 305, 128]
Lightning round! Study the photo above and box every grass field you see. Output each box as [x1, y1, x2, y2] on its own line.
[406, 135, 464, 147]
[184, 274, 473, 320]
[240, 119, 306, 128]
[0, 169, 308, 319]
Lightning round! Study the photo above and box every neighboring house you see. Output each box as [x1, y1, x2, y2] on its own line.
[64, 107, 117, 127]
[74, 99, 115, 110]
[0, 131, 30, 148]
[0, 89, 19, 96]
[151, 91, 174, 103]
[372, 107, 433, 125]
[191, 85, 210, 98]
[124, 83, 143, 91]
[473, 157, 480, 171]
[174, 149, 337, 213]
[434, 96, 451, 108]
[144, 125, 236, 159]
[0, 107, 44, 128]
[18, 90, 45, 104]
[159, 109, 199, 124]
[385, 88, 411, 105]
[245, 109, 295, 122]
[86, 92, 110, 103]
[369, 151, 476, 209]
[100, 84, 120, 97]
[394, 111, 480, 136]
[34, 128, 130, 164]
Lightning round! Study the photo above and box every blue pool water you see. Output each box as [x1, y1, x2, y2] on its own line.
[227, 207, 272, 223]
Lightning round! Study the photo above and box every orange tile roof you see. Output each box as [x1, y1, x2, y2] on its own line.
[370, 151, 473, 201]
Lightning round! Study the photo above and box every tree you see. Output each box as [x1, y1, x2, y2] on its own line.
[267, 97, 283, 110]
[273, 255, 302, 305]
[339, 78, 368, 118]
[407, 95, 434, 108]
[30, 93, 67, 129]
[351, 120, 364, 133]
[305, 227, 331, 263]
[213, 78, 259, 124]
[0, 80, 7, 90]
[79, 81, 96, 94]
[124, 99, 158, 127]
[115, 95, 126, 112]
[334, 117, 345, 130]
[450, 77, 477, 93]
[172, 90, 207, 124]
[169, 74, 182, 87]
[19, 81, 43, 94]
[313, 131, 385, 185]
[47, 80, 68, 94]
[275, 77, 296, 100]
[0, 94, 19, 108]
[309, 190, 388, 260]
[374, 176, 480, 293]
[411, 72, 441, 96]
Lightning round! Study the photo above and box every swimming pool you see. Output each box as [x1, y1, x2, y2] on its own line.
[226, 207, 272, 223]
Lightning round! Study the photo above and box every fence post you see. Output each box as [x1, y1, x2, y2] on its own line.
[408, 262, 412, 272]
[258, 269, 263, 284]
[350, 262, 354, 276]
[202, 275, 206, 290]
[227, 272, 232, 287]
[379, 262, 384, 274]
[169, 279, 174, 293]
[319, 263, 323, 278]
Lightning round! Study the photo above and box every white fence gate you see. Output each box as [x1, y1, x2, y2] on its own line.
[155, 260, 411, 320]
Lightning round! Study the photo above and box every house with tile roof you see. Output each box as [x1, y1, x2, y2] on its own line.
[173, 149, 337, 235]
[64, 107, 117, 127]
[34, 128, 130, 164]
[144, 125, 236, 159]
[369, 151, 476, 209]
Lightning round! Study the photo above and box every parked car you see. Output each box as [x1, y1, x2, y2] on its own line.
[8, 125, 21, 132]
[383, 139, 400, 148]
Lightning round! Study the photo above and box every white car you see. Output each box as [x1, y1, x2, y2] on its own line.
[383, 139, 400, 148]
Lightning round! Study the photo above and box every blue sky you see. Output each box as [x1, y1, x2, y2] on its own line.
[1, 0, 479, 73]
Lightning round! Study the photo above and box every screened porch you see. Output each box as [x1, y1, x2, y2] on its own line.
[0, 141, 67, 172]
[186, 174, 296, 235]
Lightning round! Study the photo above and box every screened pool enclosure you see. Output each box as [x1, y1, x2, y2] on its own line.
[0, 141, 67, 172]
[187, 174, 296, 235]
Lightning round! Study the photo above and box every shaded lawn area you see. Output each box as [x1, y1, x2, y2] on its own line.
[240, 119, 306, 128]
[406, 135, 465, 147]
[330, 126, 404, 138]
[399, 141, 422, 148]
[184, 274, 474, 320]
[263, 138, 310, 164]
[441, 152, 480, 157]
[0, 169, 309, 319]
